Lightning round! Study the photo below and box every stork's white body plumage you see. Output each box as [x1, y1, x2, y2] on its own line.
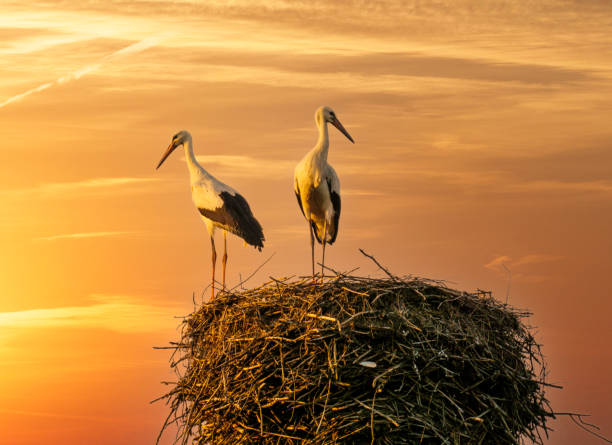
[294, 106, 354, 279]
[157, 130, 264, 299]
[294, 148, 340, 244]
[186, 149, 236, 232]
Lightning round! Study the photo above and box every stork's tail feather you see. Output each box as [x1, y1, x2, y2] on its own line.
[225, 209, 264, 251]
[220, 191, 264, 251]
[311, 221, 322, 244]
[242, 226, 265, 251]
[310, 220, 338, 246]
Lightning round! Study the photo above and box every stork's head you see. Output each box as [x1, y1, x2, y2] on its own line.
[156, 130, 192, 169]
[316, 106, 354, 144]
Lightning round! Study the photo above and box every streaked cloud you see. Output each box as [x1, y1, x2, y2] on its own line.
[507, 179, 612, 194]
[196, 155, 612, 199]
[121, 62, 507, 96]
[195, 155, 294, 179]
[172, 49, 596, 85]
[484, 255, 512, 273]
[34, 231, 133, 241]
[0, 36, 163, 109]
[485, 254, 564, 274]
[0, 408, 118, 423]
[0, 27, 82, 56]
[1, 177, 160, 198]
[6, 0, 612, 72]
[335, 227, 382, 240]
[342, 189, 384, 197]
[270, 224, 381, 241]
[269, 225, 306, 237]
[512, 254, 565, 267]
[194, 155, 499, 185]
[0, 294, 180, 333]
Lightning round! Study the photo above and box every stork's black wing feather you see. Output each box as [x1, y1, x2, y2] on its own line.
[198, 191, 265, 250]
[327, 177, 341, 245]
[295, 186, 305, 217]
[294, 181, 306, 216]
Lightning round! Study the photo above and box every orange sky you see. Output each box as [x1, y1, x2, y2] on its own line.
[1, 1, 611, 444]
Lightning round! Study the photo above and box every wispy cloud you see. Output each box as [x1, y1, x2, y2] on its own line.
[0, 36, 163, 109]
[269, 224, 381, 241]
[269, 225, 306, 237]
[175, 50, 595, 86]
[1, 177, 159, 198]
[193, 155, 501, 186]
[195, 155, 294, 179]
[138, 62, 494, 96]
[484, 255, 512, 273]
[507, 179, 612, 194]
[0, 408, 118, 423]
[0, 294, 180, 333]
[193, 154, 612, 199]
[342, 189, 385, 197]
[485, 254, 564, 275]
[34, 231, 133, 241]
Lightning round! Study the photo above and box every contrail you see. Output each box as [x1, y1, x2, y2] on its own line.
[0, 36, 162, 109]
[0, 82, 55, 108]
[34, 231, 133, 241]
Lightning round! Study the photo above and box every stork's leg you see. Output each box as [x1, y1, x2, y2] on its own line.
[309, 222, 315, 281]
[321, 220, 328, 282]
[210, 235, 217, 300]
[222, 230, 228, 291]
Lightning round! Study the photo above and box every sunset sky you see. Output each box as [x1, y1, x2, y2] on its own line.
[1, 1, 611, 444]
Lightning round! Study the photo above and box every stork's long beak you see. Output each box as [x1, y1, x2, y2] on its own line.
[156, 140, 178, 170]
[331, 118, 355, 144]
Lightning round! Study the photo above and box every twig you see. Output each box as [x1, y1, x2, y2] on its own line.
[502, 263, 512, 304]
[359, 248, 399, 281]
[353, 397, 399, 428]
[555, 413, 612, 443]
[229, 252, 276, 293]
[316, 379, 331, 434]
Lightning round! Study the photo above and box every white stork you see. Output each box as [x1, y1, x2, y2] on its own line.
[156, 130, 264, 300]
[294, 106, 354, 279]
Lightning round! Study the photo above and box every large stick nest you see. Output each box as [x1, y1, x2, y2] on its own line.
[157, 271, 554, 444]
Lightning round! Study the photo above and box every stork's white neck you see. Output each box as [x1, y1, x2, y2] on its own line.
[183, 137, 207, 181]
[313, 116, 329, 160]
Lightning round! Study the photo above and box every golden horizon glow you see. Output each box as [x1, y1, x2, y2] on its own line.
[0, 294, 179, 330]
